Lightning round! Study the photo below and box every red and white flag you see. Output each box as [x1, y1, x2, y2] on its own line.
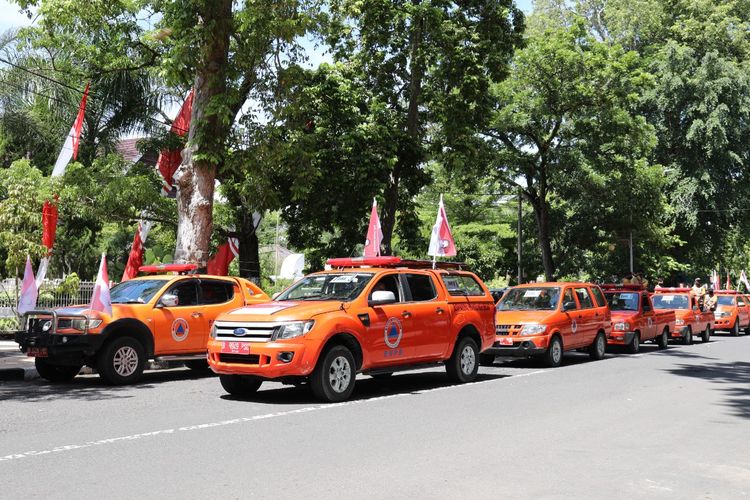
[90, 253, 112, 316]
[711, 269, 720, 291]
[121, 221, 153, 282]
[52, 83, 90, 177]
[206, 238, 239, 276]
[155, 90, 193, 197]
[18, 255, 38, 315]
[428, 194, 457, 258]
[726, 271, 733, 291]
[363, 198, 383, 257]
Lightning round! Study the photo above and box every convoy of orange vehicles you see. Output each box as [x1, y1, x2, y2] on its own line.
[14, 257, 748, 402]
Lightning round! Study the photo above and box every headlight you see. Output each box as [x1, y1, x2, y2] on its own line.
[675, 319, 685, 325]
[71, 319, 102, 331]
[716, 311, 730, 318]
[614, 322, 631, 331]
[210, 323, 217, 339]
[274, 321, 315, 340]
[519, 324, 546, 336]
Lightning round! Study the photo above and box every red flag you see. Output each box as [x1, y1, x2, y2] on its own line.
[428, 194, 457, 257]
[90, 253, 112, 316]
[52, 83, 90, 177]
[206, 238, 239, 276]
[122, 221, 152, 282]
[155, 90, 193, 196]
[363, 198, 383, 257]
[41, 201, 58, 251]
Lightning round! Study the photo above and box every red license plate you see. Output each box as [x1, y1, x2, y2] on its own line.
[27, 347, 48, 357]
[220, 342, 250, 355]
[497, 337, 514, 346]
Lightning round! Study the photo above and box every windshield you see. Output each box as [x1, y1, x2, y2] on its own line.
[110, 279, 167, 304]
[652, 294, 689, 310]
[496, 287, 561, 311]
[276, 273, 374, 302]
[716, 296, 735, 306]
[605, 292, 640, 311]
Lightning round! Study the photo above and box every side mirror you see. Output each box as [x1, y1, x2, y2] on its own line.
[562, 301, 577, 312]
[369, 290, 396, 307]
[272, 292, 281, 300]
[159, 293, 179, 308]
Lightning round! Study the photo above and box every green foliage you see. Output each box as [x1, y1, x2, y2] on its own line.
[54, 272, 80, 296]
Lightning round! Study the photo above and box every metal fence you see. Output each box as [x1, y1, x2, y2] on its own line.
[0, 279, 96, 333]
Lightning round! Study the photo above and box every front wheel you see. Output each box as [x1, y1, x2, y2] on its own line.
[656, 328, 669, 349]
[626, 332, 641, 354]
[219, 374, 262, 396]
[310, 345, 356, 402]
[446, 337, 479, 383]
[731, 321, 740, 337]
[34, 358, 81, 382]
[97, 336, 146, 385]
[589, 332, 606, 360]
[683, 327, 693, 345]
[701, 326, 711, 343]
[543, 336, 563, 368]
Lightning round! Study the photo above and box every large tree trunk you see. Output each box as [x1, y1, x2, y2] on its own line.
[173, 0, 232, 268]
[237, 211, 262, 284]
[531, 197, 555, 282]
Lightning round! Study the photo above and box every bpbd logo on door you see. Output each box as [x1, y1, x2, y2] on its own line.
[171, 318, 190, 342]
[384, 317, 403, 357]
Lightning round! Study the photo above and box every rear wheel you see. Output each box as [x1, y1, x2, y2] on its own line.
[731, 321, 740, 337]
[683, 327, 693, 345]
[626, 332, 641, 354]
[310, 345, 356, 402]
[656, 328, 669, 349]
[219, 374, 262, 396]
[543, 336, 563, 368]
[97, 336, 146, 385]
[589, 332, 606, 360]
[446, 337, 479, 383]
[478, 352, 496, 366]
[701, 326, 711, 343]
[34, 358, 81, 383]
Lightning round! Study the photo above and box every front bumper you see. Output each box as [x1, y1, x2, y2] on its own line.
[207, 339, 313, 379]
[607, 331, 635, 346]
[15, 329, 105, 366]
[483, 336, 547, 357]
[669, 326, 690, 339]
[713, 317, 733, 331]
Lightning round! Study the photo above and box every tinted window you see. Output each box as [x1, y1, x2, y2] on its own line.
[562, 288, 577, 310]
[641, 294, 651, 310]
[590, 286, 606, 308]
[652, 294, 689, 310]
[717, 296, 735, 306]
[497, 287, 561, 311]
[110, 279, 166, 304]
[441, 274, 484, 296]
[575, 288, 594, 309]
[200, 281, 234, 305]
[369, 274, 403, 302]
[167, 281, 198, 307]
[738, 296, 746, 306]
[405, 274, 437, 302]
[605, 292, 639, 311]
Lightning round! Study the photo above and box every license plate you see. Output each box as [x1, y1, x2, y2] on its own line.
[27, 347, 48, 357]
[220, 342, 250, 355]
[497, 337, 514, 346]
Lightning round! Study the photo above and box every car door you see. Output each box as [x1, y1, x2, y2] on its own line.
[737, 295, 750, 328]
[589, 285, 611, 335]
[574, 286, 598, 345]
[364, 272, 418, 366]
[151, 279, 206, 354]
[400, 272, 450, 360]
[640, 292, 656, 339]
[560, 287, 583, 348]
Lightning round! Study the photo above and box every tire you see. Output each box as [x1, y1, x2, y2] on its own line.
[745, 324, 750, 336]
[310, 345, 356, 402]
[683, 327, 692, 345]
[589, 332, 607, 360]
[543, 336, 563, 368]
[34, 358, 81, 383]
[184, 359, 210, 371]
[479, 352, 496, 366]
[731, 321, 740, 337]
[701, 326, 711, 343]
[219, 374, 262, 396]
[656, 328, 669, 349]
[446, 336, 479, 383]
[627, 332, 641, 354]
[96, 336, 146, 385]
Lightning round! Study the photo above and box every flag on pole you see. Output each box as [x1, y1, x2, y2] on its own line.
[18, 255, 38, 315]
[726, 271, 732, 291]
[121, 221, 153, 282]
[428, 194, 457, 259]
[90, 253, 112, 316]
[206, 238, 240, 276]
[36, 200, 59, 288]
[711, 269, 720, 291]
[740, 270, 750, 292]
[363, 198, 383, 257]
[52, 83, 90, 177]
[155, 90, 194, 197]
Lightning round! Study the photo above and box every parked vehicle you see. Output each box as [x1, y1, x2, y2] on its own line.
[601, 284, 675, 353]
[712, 290, 750, 336]
[207, 256, 496, 402]
[651, 288, 715, 344]
[484, 282, 611, 367]
[16, 265, 270, 384]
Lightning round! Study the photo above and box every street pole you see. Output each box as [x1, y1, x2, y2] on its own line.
[629, 230, 634, 274]
[517, 190, 522, 284]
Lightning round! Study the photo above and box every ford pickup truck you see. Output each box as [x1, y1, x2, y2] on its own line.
[651, 288, 715, 344]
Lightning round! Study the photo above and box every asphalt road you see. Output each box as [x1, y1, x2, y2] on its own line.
[1, 336, 749, 499]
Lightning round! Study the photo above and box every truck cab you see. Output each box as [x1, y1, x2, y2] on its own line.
[651, 288, 715, 344]
[601, 284, 675, 353]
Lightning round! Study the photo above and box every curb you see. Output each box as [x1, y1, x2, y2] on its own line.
[0, 367, 38, 382]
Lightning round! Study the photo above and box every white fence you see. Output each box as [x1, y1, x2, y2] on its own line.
[0, 279, 96, 332]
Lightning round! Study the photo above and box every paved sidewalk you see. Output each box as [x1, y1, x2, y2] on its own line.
[0, 340, 37, 381]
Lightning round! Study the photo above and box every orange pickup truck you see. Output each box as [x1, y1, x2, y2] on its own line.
[601, 284, 675, 353]
[207, 257, 496, 402]
[485, 282, 611, 367]
[16, 265, 269, 384]
[713, 290, 750, 336]
[651, 288, 715, 344]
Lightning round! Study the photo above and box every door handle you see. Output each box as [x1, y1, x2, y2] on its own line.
[436, 307, 444, 315]
[401, 311, 412, 318]
[191, 312, 203, 318]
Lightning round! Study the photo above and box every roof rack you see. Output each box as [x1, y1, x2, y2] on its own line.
[326, 256, 468, 270]
[600, 283, 646, 291]
[138, 264, 198, 275]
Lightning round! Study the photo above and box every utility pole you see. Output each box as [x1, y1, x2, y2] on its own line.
[517, 189, 523, 284]
[629, 230, 634, 274]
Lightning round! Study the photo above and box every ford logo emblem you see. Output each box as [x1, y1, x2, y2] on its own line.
[233, 328, 249, 337]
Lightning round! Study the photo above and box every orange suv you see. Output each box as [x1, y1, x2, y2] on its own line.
[713, 290, 750, 336]
[16, 265, 269, 384]
[485, 282, 611, 367]
[207, 257, 496, 402]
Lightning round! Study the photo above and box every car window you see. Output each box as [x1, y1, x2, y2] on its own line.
[369, 274, 403, 302]
[441, 274, 484, 296]
[641, 294, 650, 310]
[653, 294, 689, 310]
[497, 287, 560, 311]
[167, 281, 198, 307]
[405, 274, 437, 302]
[277, 273, 374, 301]
[110, 279, 167, 304]
[605, 292, 639, 311]
[575, 288, 594, 309]
[562, 288, 578, 310]
[200, 281, 234, 305]
[590, 286, 606, 307]
[738, 296, 746, 306]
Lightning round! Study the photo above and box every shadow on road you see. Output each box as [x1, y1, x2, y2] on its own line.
[666, 361, 750, 419]
[221, 371, 508, 405]
[0, 368, 216, 402]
